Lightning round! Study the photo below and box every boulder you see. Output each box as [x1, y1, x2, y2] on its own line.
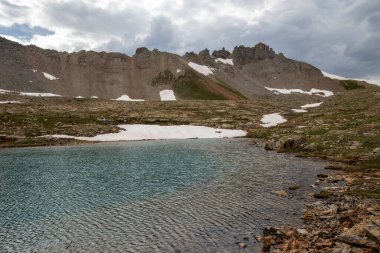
[282, 137, 307, 150]
[272, 190, 289, 197]
[337, 219, 380, 249]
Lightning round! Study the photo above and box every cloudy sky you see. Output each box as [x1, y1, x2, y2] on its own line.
[0, 0, 379, 82]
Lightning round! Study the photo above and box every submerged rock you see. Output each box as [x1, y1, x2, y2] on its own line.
[272, 190, 289, 197]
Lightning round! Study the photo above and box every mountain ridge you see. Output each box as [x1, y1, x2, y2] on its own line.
[0, 36, 345, 100]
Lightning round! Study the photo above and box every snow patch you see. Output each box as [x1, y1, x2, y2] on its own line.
[113, 95, 144, 102]
[322, 71, 348, 80]
[292, 109, 308, 113]
[322, 71, 380, 86]
[260, 113, 287, 128]
[301, 102, 323, 109]
[91, 96, 98, 99]
[0, 89, 11, 94]
[75, 96, 85, 99]
[20, 92, 61, 97]
[0, 101, 21, 104]
[188, 62, 214, 76]
[176, 69, 182, 73]
[0, 89, 60, 97]
[42, 72, 59, 80]
[47, 124, 247, 142]
[31, 69, 38, 73]
[160, 90, 176, 101]
[265, 87, 333, 97]
[215, 58, 234, 65]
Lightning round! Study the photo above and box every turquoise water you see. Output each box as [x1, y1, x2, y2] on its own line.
[0, 139, 325, 252]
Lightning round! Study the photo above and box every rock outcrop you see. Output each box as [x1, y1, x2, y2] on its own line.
[232, 42, 276, 65]
[212, 47, 232, 59]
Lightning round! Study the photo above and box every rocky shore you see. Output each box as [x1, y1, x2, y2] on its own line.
[255, 163, 380, 253]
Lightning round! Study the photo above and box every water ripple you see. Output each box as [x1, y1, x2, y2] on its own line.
[0, 139, 325, 252]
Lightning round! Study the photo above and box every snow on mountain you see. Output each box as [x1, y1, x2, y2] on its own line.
[113, 95, 145, 102]
[42, 72, 59, 80]
[188, 62, 214, 76]
[160, 90, 176, 101]
[0, 101, 21, 104]
[0, 89, 11, 94]
[301, 102, 323, 109]
[215, 58, 234, 65]
[20, 92, 61, 97]
[322, 71, 380, 86]
[292, 109, 308, 113]
[265, 87, 334, 97]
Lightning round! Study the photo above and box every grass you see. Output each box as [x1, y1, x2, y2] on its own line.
[349, 189, 380, 199]
[340, 80, 365, 90]
[174, 71, 227, 100]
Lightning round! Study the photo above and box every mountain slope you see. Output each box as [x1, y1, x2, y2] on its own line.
[0, 36, 345, 100]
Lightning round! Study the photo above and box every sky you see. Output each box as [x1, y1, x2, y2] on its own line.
[0, 0, 379, 82]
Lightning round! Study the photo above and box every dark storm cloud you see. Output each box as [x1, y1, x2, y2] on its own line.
[43, 1, 149, 37]
[237, 0, 380, 78]
[143, 16, 180, 51]
[0, 23, 54, 40]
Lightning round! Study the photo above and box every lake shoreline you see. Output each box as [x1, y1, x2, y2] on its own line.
[2, 135, 378, 252]
[1, 139, 326, 252]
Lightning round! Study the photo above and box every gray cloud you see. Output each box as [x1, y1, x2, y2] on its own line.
[0, 0, 28, 20]
[43, 1, 149, 37]
[0, 23, 54, 40]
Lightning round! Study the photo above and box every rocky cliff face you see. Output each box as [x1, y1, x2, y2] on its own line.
[232, 43, 276, 65]
[0, 36, 343, 100]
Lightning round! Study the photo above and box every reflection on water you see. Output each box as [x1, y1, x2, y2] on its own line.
[0, 139, 325, 252]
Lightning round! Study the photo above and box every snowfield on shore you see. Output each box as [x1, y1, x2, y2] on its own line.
[47, 125, 247, 142]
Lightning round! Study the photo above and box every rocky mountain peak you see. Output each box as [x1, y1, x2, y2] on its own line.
[212, 47, 232, 59]
[135, 47, 150, 55]
[199, 48, 210, 57]
[233, 42, 276, 65]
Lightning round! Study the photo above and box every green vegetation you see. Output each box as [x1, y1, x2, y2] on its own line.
[174, 71, 227, 100]
[151, 70, 176, 86]
[288, 185, 300, 190]
[314, 190, 332, 199]
[340, 80, 365, 90]
[349, 189, 380, 199]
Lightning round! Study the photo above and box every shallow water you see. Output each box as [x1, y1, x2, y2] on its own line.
[0, 139, 326, 252]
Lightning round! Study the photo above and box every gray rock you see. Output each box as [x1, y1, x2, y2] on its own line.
[232, 43, 276, 65]
[212, 47, 232, 59]
[373, 147, 380, 155]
